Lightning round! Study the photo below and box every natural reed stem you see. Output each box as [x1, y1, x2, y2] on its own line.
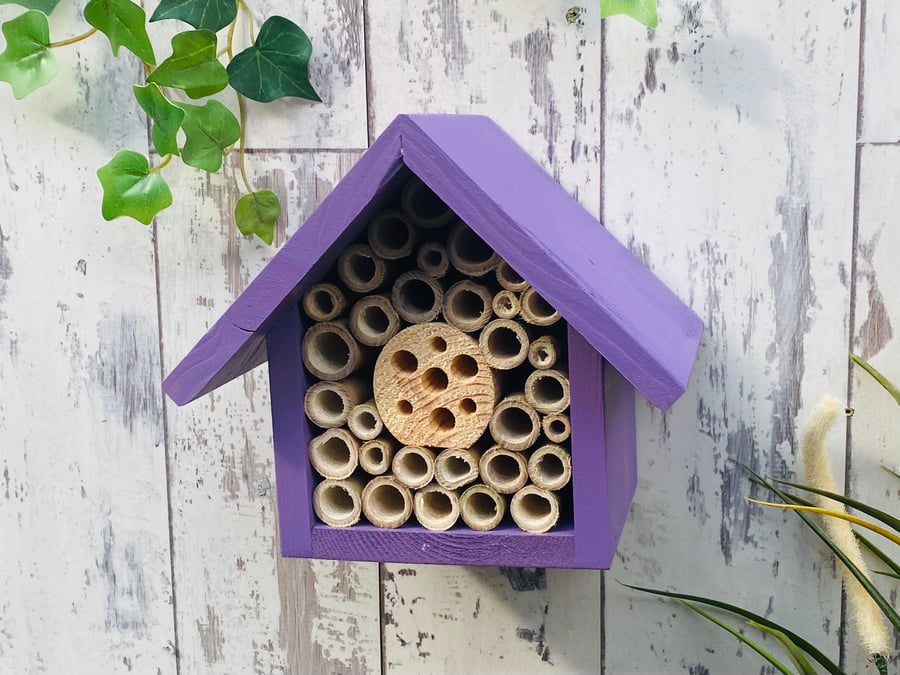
[434, 447, 482, 490]
[301, 320, 368, 381]
[304, 378, 371, 428]
[392, 445, 437, 489]
[347, 399, 384, 441]
[492, 290, 520, 320]
[525, 369, 570, 414]
[479, 446, 528, 494]
[443, 280, 493, 333]
[541, 413, 571, 443]
[459, 484, 506, 531]
[413, 483, 460, 531]
[302, 283, 347, 322]
[308, 428, 359, 479]
[313, 477, 363, 527]
[494, 260, 529, 292]
[479, 319, 530, 370]
[520, 287, 560, 326]
[338, 243, 388, 293]
[527, 335, 559, 370]
[527, 444, 572, 490]
[401, 176, 455, 229]
[510, 485, 560, 533]
[489, 395, 540, 451]
[416, 241, 450, 278]
[447, 222, 499, 276]
[349, 294, 401, 347]
[359, 436, 398, 475]
[391, 270, 444, 324]
[362, 476, 413, 528]
[368, 210, 417, 260]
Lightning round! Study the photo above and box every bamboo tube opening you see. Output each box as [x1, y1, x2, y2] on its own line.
[359, 437, 396, 475]
[489, 396, 540, 451]
[348, 400, 384, 441]
[313, 478, 362, 527]
[309, 429, 359, 479]
[495, 260, 529, 292]
[368, 210, 417, 260]
[304, 379, 369, 428]
[401, 176, 455, 228]
[479, 319, 529, 370]
[443, 281, 493, 333]
[391, 271, 444, 324]
[392, 446, 436, 489]
[362, 476, 413, 528]
[413, 484, 460, 531]
[434, 448, 480, 490]
[447, 222, 499, 276]
[459, 484, 505, 531]
[525, 369, 570, 414]
[510, 486, 559, 533]
[492, 290, 520, 320]
[302, 283, 346, 322]
[302, 322, 365, 381]
[528, 444, 572, 490]
[527, 335, 558, 370]
[338, 244, 387, 293]
[520, 287, 560, 326]
[349, 295, 400, 347]
[541, 413, 571, 443]
[480, 446, 528, 494]
[416, 241, 450, 278]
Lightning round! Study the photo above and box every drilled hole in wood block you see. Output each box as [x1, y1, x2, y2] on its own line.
[431, 407, 456, 431]
[460, 398, 476, 414]
[397, 400, 413, 415]
[392, 350, 418, 373]
[431, 336, 448, 352]
[450, 354, 478, 378]
[421, 367, 449, 392]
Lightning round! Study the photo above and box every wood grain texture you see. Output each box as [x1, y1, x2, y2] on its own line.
[602, 1, 859, 672]
[859, 0, 900, 143]
[0, 3, 176, 672]
[155, 151, 380, 674]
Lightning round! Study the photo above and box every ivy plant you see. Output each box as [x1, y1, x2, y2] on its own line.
[0, 0, 321, 245]
[600, 0, 659, 28]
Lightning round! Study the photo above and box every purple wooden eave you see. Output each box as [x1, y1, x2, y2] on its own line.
[163, 114, 702, 410]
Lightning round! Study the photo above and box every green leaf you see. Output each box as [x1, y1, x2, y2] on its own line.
[133, 83, 184, 156]
[150, 0, 236, 32]
[624, 583, 846, 675]
[176, 99, 240, 171]
[748, 621, 818, 675]
[0, 10, 56, 99]
[600, 0, 659, 28]
[851, 353, 900, 406]
[226, 16, 320, 103]
[0, 0, 60, 13]
[83, 0, 155, 64]
[96, 150, 172, 224]
[770, 477, 900, 533]
[235, 190, 280, 245]
[147, 29, 227, 98]
[855, 531, 900, 578]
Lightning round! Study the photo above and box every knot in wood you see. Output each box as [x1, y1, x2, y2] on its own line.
[374, 323, 496, 448]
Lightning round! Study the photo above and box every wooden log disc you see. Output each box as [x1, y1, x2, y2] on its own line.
[401, 176, 455, 229]
[349, 294, 400, 347]
[391, 270, 444, 324]
[494, 260, 529, 292]
[527, 444, 572, 491]
[527, 335, 559, 370]
[368, 210, 417, 260]
[301, 321, 367, 381]
[479, 445, 528, 494]
[510, 485, 560, 533]
[443, 280, 493, 333]
[374, 322, 497, 448]
[491, 290, 520, 320]
[524, 368, 570, 414]
[337, 243, 388, 293]
[413, 483, 460, 531]
[433, 447, 481, 490]
[361, 476, 413, 528]
[479, 319, 530, 370]
[308, 428, 359, 479]
[541, 412, 571, 443]
[302, 283, 347, 322]
[520, 287, 561, 326]
[488, 394, 540, 451]
[446, 221, 500, 277]
[416, 241, 450, 278]
[459, 484, 506, 531]
[313, 478, 363, 527]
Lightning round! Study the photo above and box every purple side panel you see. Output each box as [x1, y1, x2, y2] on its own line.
[311, 525, 576, 568]
[401, 115, 703, 410]
[568, 326, 612, 568]
[603, 361, 638, 556]
[266, 306, 314, 557]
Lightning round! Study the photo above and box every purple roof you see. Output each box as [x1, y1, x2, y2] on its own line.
[164, 114, 702, 410]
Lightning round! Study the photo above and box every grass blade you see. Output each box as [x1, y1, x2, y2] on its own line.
[769, 478, 900, 533]
[850, 353, 900, 406]
[748, 621, 817, 675]
[855, 531, 900, 578]
[872, 570, 900, 580]
[746, 499, 900, 545]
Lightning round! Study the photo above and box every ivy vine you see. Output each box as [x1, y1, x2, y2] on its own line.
[0, 0, 321, 244]
[599, 0, 659, 28]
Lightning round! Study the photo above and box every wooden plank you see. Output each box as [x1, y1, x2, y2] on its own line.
[0, 3, 176, 672]
[602, 3, 859, 672]
[847, 143, 900, 673]
[155, 150, 381, 674]
[367, 2, 603, 672]
[860, 0, 900, 143]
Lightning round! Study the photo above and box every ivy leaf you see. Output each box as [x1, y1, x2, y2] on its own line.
[133, 83, 184, 156]
[0, 0, 60, 13]
[226, 16, 320, 103]
[150, 0, 237, 32]
[97, 150, 173, 224]
[147, 29, 227, 98]
[600, 0, 659, 28]
[0, 10, 57, 99]
[235, 190, 281, 245]
[176, 100, 240, 172]
[83, 0, 156, 65]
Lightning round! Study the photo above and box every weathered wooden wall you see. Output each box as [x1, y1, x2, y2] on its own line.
[0, 1, 896, 673]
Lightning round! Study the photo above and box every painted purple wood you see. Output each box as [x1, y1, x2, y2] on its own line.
[602, 361, 638, 557]
[266, 306, 314, 557]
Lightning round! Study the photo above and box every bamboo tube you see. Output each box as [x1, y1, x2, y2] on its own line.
[479, 446, 528, 494]
[459, 484, 506, 531]
[309, 428, 359, 479]
[446, 222, 499, 277]
[392, 445, 437, 489]
[541, 413, 571, 443]
[527, 444, 572, 491]
[527, 335, 559, 370]
[524, 369, 570, 414]
[391, 270, 444, 324]
[313, 477, 363, 527]
[443, 280, 493, 333]
[302, 283, 346, 322]
[303, 378, 370, 428]
[361, 476, 413, 528]
[347, 399, 384, 441]
[349, 294, 400, 347]
[359, 436, 398, 475]
[491, 290, 520, 320]
[489, 395, 540, 451]
[520, 287, 561, 326]
[479, 319, 530, 370]
[494, 260, 529, 292]
[301, 321, 369, 381]
[416, 241, 450, 278]
[401, 176, 455, 229]
[510, 486, 560, 533]
[338, 243, 388, 293]
[433, 447, 482, 490]
[368, 210, 417, 260]
[413, 483, 460, 531]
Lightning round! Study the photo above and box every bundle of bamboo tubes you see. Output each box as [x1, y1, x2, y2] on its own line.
[300, 174, 573, 533]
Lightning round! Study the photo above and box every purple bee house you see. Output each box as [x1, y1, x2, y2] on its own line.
[163, 114, 702, 569]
